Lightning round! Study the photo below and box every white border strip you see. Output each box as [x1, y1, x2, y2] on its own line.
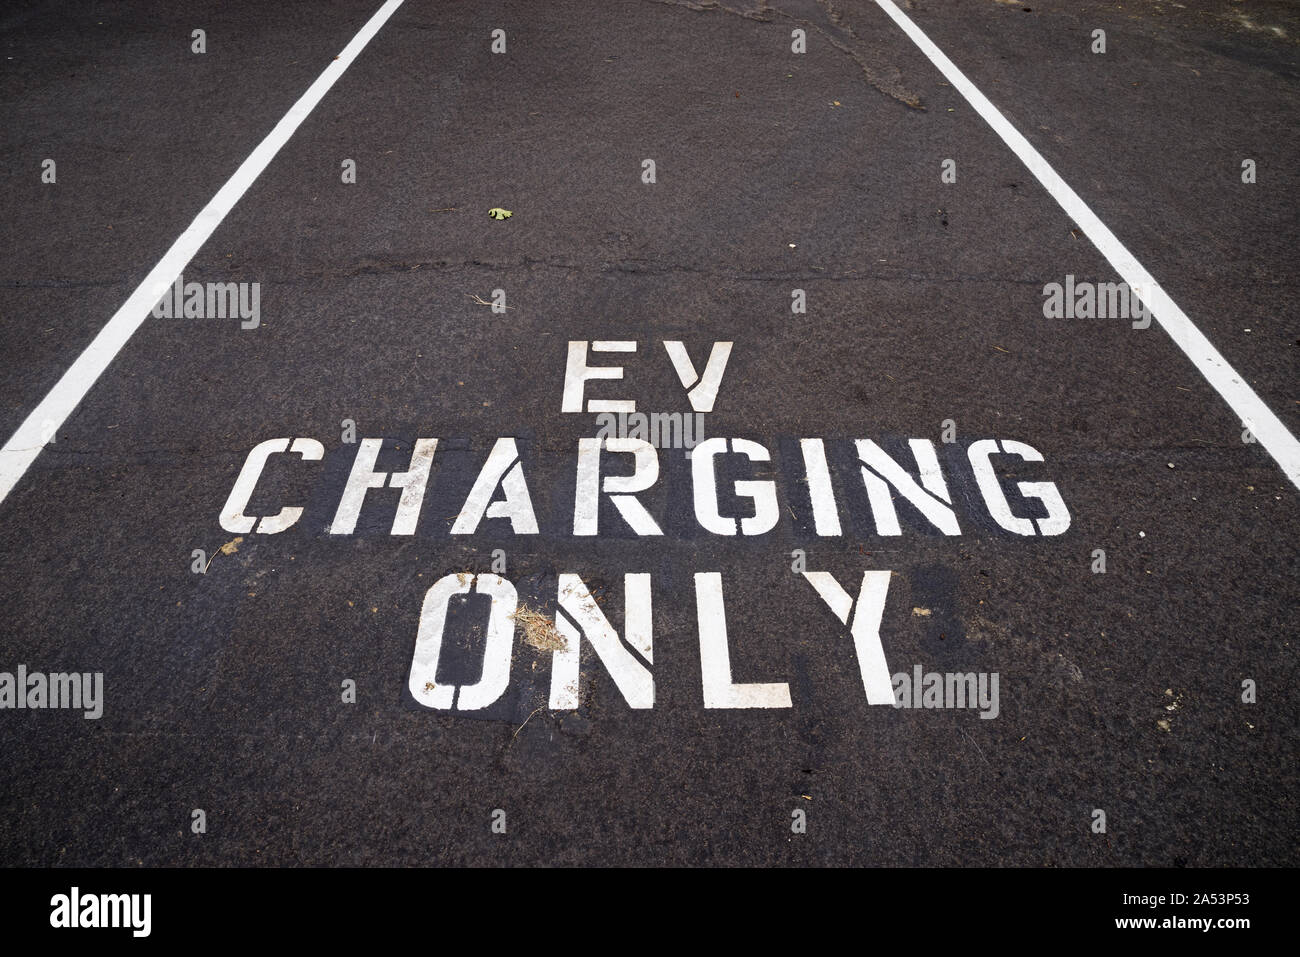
[875, 0, 1300, 489]
[0, 0, 405, 506]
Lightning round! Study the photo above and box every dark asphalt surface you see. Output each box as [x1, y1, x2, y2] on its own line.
[0, 0, 1296, 866]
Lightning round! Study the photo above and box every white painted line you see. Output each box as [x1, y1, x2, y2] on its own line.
[0, 0, 406, 508]
[874, 0, 1300, 490]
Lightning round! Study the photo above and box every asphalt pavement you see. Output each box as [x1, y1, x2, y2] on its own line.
[0, 0, 1295, 866]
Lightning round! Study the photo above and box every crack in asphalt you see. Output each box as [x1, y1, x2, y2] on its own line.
[644, 0, 925, 108]
[221, 256, 1062, 284]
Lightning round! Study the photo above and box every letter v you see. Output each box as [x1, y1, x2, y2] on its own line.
[664, 341, 732, 412]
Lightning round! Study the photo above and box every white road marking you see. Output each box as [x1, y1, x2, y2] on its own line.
[802, 570, 896, 705]
[875, 0, 1300, 490]
[552, 573, 654, 709]
[0, 0, 406, 508]
[695, 572, 792, 708]
[799, 438, 843, 536]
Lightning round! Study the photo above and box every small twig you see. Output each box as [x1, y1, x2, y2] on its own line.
[512, 707, 544, 740]
[203, 537, 243, 573]
[958, 725, 989, 765]
[468, 294, 509, 310]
